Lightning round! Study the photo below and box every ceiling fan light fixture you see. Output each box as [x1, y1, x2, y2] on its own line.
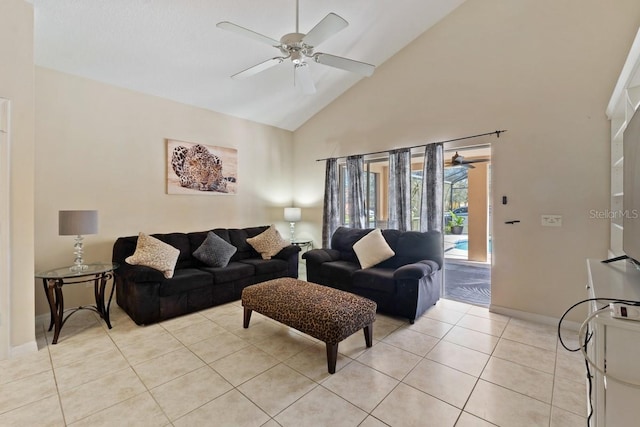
[291, 51, 303, 64]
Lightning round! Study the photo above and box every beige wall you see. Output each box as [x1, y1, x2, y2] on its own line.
[13, 0, 640, 342]
[293, 0, 640, 321]
[34, 68, 294, 315]
[0, 0, 36, 355]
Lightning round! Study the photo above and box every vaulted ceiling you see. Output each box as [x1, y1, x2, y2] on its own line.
[34, 0, 466, 130]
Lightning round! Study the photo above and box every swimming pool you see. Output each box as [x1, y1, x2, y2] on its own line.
[454, 239, 492, 252]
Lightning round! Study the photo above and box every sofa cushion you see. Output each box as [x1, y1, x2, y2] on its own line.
[125, 233, 180, 279]
[193, 231, 237, 268]
[246, 224, 289, 260]
[377, 229, 402, 268]
[331, 227, 370, 264]
[151, 232, 194, 269]
[239, 258, 289, 276]
[394, 231, 443, 268]
[352, 268, 396, 294]
[158, 268, 214, 297]
[200, 262, 255, 284]
[228, 227, 266, 260]
[188, 229, 232, 253]
[320, 261, 361, 285]
[353, 229, 395, 269]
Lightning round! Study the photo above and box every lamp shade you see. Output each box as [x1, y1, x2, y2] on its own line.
[284, 207, 301, 222]
[59, 210, 98, 236]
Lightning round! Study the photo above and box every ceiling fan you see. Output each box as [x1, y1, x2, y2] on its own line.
[446, 151, 490, 168]
[216, 0, 375, 94]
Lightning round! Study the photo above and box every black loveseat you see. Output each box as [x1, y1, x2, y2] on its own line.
[302, 227, 443, 323]
[112, 226, 300, 325]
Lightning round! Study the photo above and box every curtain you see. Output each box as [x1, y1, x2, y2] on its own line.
[322, 158, 340, 248]
[420, 143, 444, 232]
[346, 155, 366, 229]
[388, 149, 412, 231]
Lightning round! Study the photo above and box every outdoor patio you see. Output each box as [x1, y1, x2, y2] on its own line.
[444, 234, 491, 307]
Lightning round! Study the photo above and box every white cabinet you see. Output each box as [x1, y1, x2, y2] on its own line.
[586, 259, 640, 427]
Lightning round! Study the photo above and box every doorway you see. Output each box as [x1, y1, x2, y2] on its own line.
[442, 145, 491, 306]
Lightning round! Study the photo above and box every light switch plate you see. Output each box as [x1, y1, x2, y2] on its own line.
[541, 215, 562, 227]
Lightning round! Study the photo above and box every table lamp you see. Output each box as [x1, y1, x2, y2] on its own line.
[59, 210, 98, 272]
[284, 207, 301, 243]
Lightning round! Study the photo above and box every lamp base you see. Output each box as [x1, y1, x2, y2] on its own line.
[69, 234, 88, 272]
[289, 222, 296, 243]
[69, 263, 89, 273]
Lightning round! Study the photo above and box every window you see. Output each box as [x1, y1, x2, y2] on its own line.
[339, 154, 424, 230]
[339, 164, 379, 228]
[410, 169, 424, 230]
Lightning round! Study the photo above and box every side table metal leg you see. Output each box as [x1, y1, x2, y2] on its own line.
[51, 282, 64, 345]
[94, 274, 101, 314]
[105, 274, 115, 329]
[42, 279, 55, 332]
[95, 273, 112, 329]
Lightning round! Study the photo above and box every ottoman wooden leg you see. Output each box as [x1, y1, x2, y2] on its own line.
[243, 307, 252, 328]
[364, 324, 373, 347]
[326, 342, 338, 374]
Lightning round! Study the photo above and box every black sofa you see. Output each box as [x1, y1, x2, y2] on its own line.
[302, 227, 443, 323]
[112, 226, 300, 325]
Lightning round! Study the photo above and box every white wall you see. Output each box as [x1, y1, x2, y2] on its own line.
[0, 0, 36, 356]
[293, 0, 640, 321]
[34, 68, 294, 315]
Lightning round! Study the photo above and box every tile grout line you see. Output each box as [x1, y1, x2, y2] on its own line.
[452, 306, 506, 425]
[23, 301, 589, 426]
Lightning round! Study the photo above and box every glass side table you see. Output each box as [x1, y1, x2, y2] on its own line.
[292, 239, 313, 253]
[35, 262, 119, 344]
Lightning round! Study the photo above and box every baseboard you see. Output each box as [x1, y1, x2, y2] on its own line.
[489, 304, 581, 331]
[10, 340, 38, 358]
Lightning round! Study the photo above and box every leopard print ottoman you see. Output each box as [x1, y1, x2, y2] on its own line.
[241, 278, 377, 374]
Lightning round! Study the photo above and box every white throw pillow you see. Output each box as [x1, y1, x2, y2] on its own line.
[353, 228, 395, 269]
[125, 233, 180, 278]
[246, 225, 289, 259]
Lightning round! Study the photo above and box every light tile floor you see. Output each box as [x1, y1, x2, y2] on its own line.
[0, 299, 588, 426]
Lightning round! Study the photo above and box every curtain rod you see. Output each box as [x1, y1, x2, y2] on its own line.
[315, 129, 507, 162]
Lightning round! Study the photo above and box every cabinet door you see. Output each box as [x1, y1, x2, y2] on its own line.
[605, 326, 640, 426]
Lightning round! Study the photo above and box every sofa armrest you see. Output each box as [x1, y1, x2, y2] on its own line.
[274, 244, 301, 260]
[302, 248, 341, 264]
[393, 260, 440, 280]
[273, 244, 301, 278]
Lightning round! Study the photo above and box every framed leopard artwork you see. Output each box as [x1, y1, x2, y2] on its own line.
[166, 139, 237, 195]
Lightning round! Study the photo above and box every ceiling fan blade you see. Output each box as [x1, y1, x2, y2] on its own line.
[463, 158, 490, 164]
[314, 53, 375, 77]
[302, 13, 348, 47]
[216, 21, 281, 47]
[231, 57, 285, 80]
[294, 63, 316, 95]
